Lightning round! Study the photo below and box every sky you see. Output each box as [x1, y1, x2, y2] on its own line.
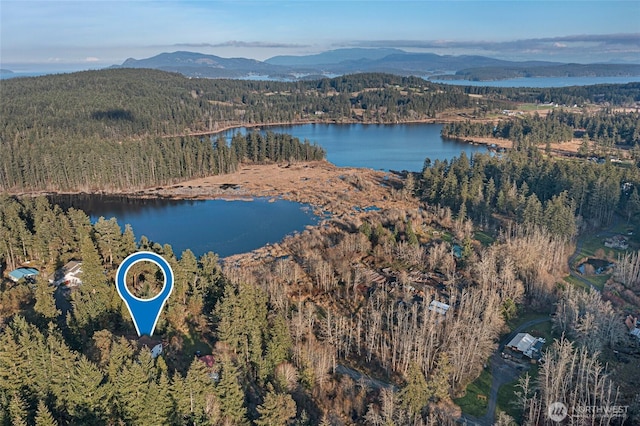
[1, 0, 640, 72]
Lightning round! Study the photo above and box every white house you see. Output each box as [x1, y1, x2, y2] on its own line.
[49, 261, 83, 287]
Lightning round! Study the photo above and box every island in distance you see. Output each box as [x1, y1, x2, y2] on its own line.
[114, 48, 640, 81]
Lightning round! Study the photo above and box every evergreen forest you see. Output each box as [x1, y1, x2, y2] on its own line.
[3, 69, 638, 192]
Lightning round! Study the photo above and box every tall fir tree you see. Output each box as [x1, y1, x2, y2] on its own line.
[255, 385, 296, 426]
[215, 357, 247, 425]
[399, 362, 430, 418]
[34, 276, 60, 321]
[34, 400, 58, 426]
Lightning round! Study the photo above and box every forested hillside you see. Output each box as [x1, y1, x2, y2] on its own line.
[0, 124, 323, 192]
[2, 69, 639, 192]
[419, 149, 640, 231]
[442, 110, 640, 151]
[0, 70, 472, 192]
[0, 69, 640, 192]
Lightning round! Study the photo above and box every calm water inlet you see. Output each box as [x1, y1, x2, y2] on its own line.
[51, 195, 319, 258]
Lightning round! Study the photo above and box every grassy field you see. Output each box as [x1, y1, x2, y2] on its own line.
[573, 233, 625, 265]
[454, 368, 492, 417]
[506, 310, 553, 333]
[473, 230, 495, 246]
[567, 219, 633, 290]
[516, 103, 556, 112]
[562, 275, 591, 291]
[573, 218, 633, 263]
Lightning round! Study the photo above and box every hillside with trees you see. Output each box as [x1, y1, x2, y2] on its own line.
[419, 149, 640, 230]
[3, 69, 639, 193]
[442, 110, 640, 154]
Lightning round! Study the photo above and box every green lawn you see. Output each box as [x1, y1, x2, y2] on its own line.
[497, 364, 541, 421]
[497, 378, 523, 420]
[454, 367, 493, 417]
[569, 223, 629, 290]
[473, 230, 495, 246]
[506, 310, 553, 333]
[516, 103, 555, 112]
[528, 320, 554, 342]
[573, 225, 630, 266]
[562, 275, 591, 291]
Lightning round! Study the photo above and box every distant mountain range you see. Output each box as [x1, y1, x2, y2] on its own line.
[115, 48, 640, 81]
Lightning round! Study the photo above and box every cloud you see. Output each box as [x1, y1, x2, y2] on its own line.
[168, 41, 310, 49]
[339, 33, 640, 62]
[345, 33, 638, 51]
[84, 56, 100, 62]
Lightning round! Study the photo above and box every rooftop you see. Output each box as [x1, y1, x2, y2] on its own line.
[8, 267, 39, 282]
[429, 300, 450, 315]
[48, 261, 83, 286]
[507, 332, 545, 359]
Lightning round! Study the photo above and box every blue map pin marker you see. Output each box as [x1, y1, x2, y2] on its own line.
[116, 251, 174, 337]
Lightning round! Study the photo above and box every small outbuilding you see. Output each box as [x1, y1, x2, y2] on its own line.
[151, 343, 163, 359]
[429, 300, 450, 315]
[8, 267, 39, 282]
[604, 235, 628, 250]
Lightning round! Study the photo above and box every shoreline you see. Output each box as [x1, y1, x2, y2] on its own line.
[15, 161, 413, 221]
[162, 115, 582, 156]
[161, 110, 482, 139]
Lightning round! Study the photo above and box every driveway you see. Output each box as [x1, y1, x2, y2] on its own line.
[459, 317, 551, 426]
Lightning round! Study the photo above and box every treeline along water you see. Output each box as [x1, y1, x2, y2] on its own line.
[0, 131, 323, 193]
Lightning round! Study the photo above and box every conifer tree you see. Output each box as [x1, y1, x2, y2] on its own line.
[120, 224, 137, 261]
[143, 373, 174, 425]
[264, 314, 292, 381]
[255, 385, 296, 426]
[94, 217, 122, 266]
[114, 358, 150, 424]
[67, 357, 106, 421]
[67, 208, 92, 247]
[427, 352, 452, 402]
[215, 357, 247, 425]
[34, 276, 60, 321]
[0, 325, 28, 395]
[70, 235, 115, 334]
[180, 358, 220, 424]
[34, 400, 58, 426]
[399, 362, 430, 418]
[8, 392, 28, 426]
